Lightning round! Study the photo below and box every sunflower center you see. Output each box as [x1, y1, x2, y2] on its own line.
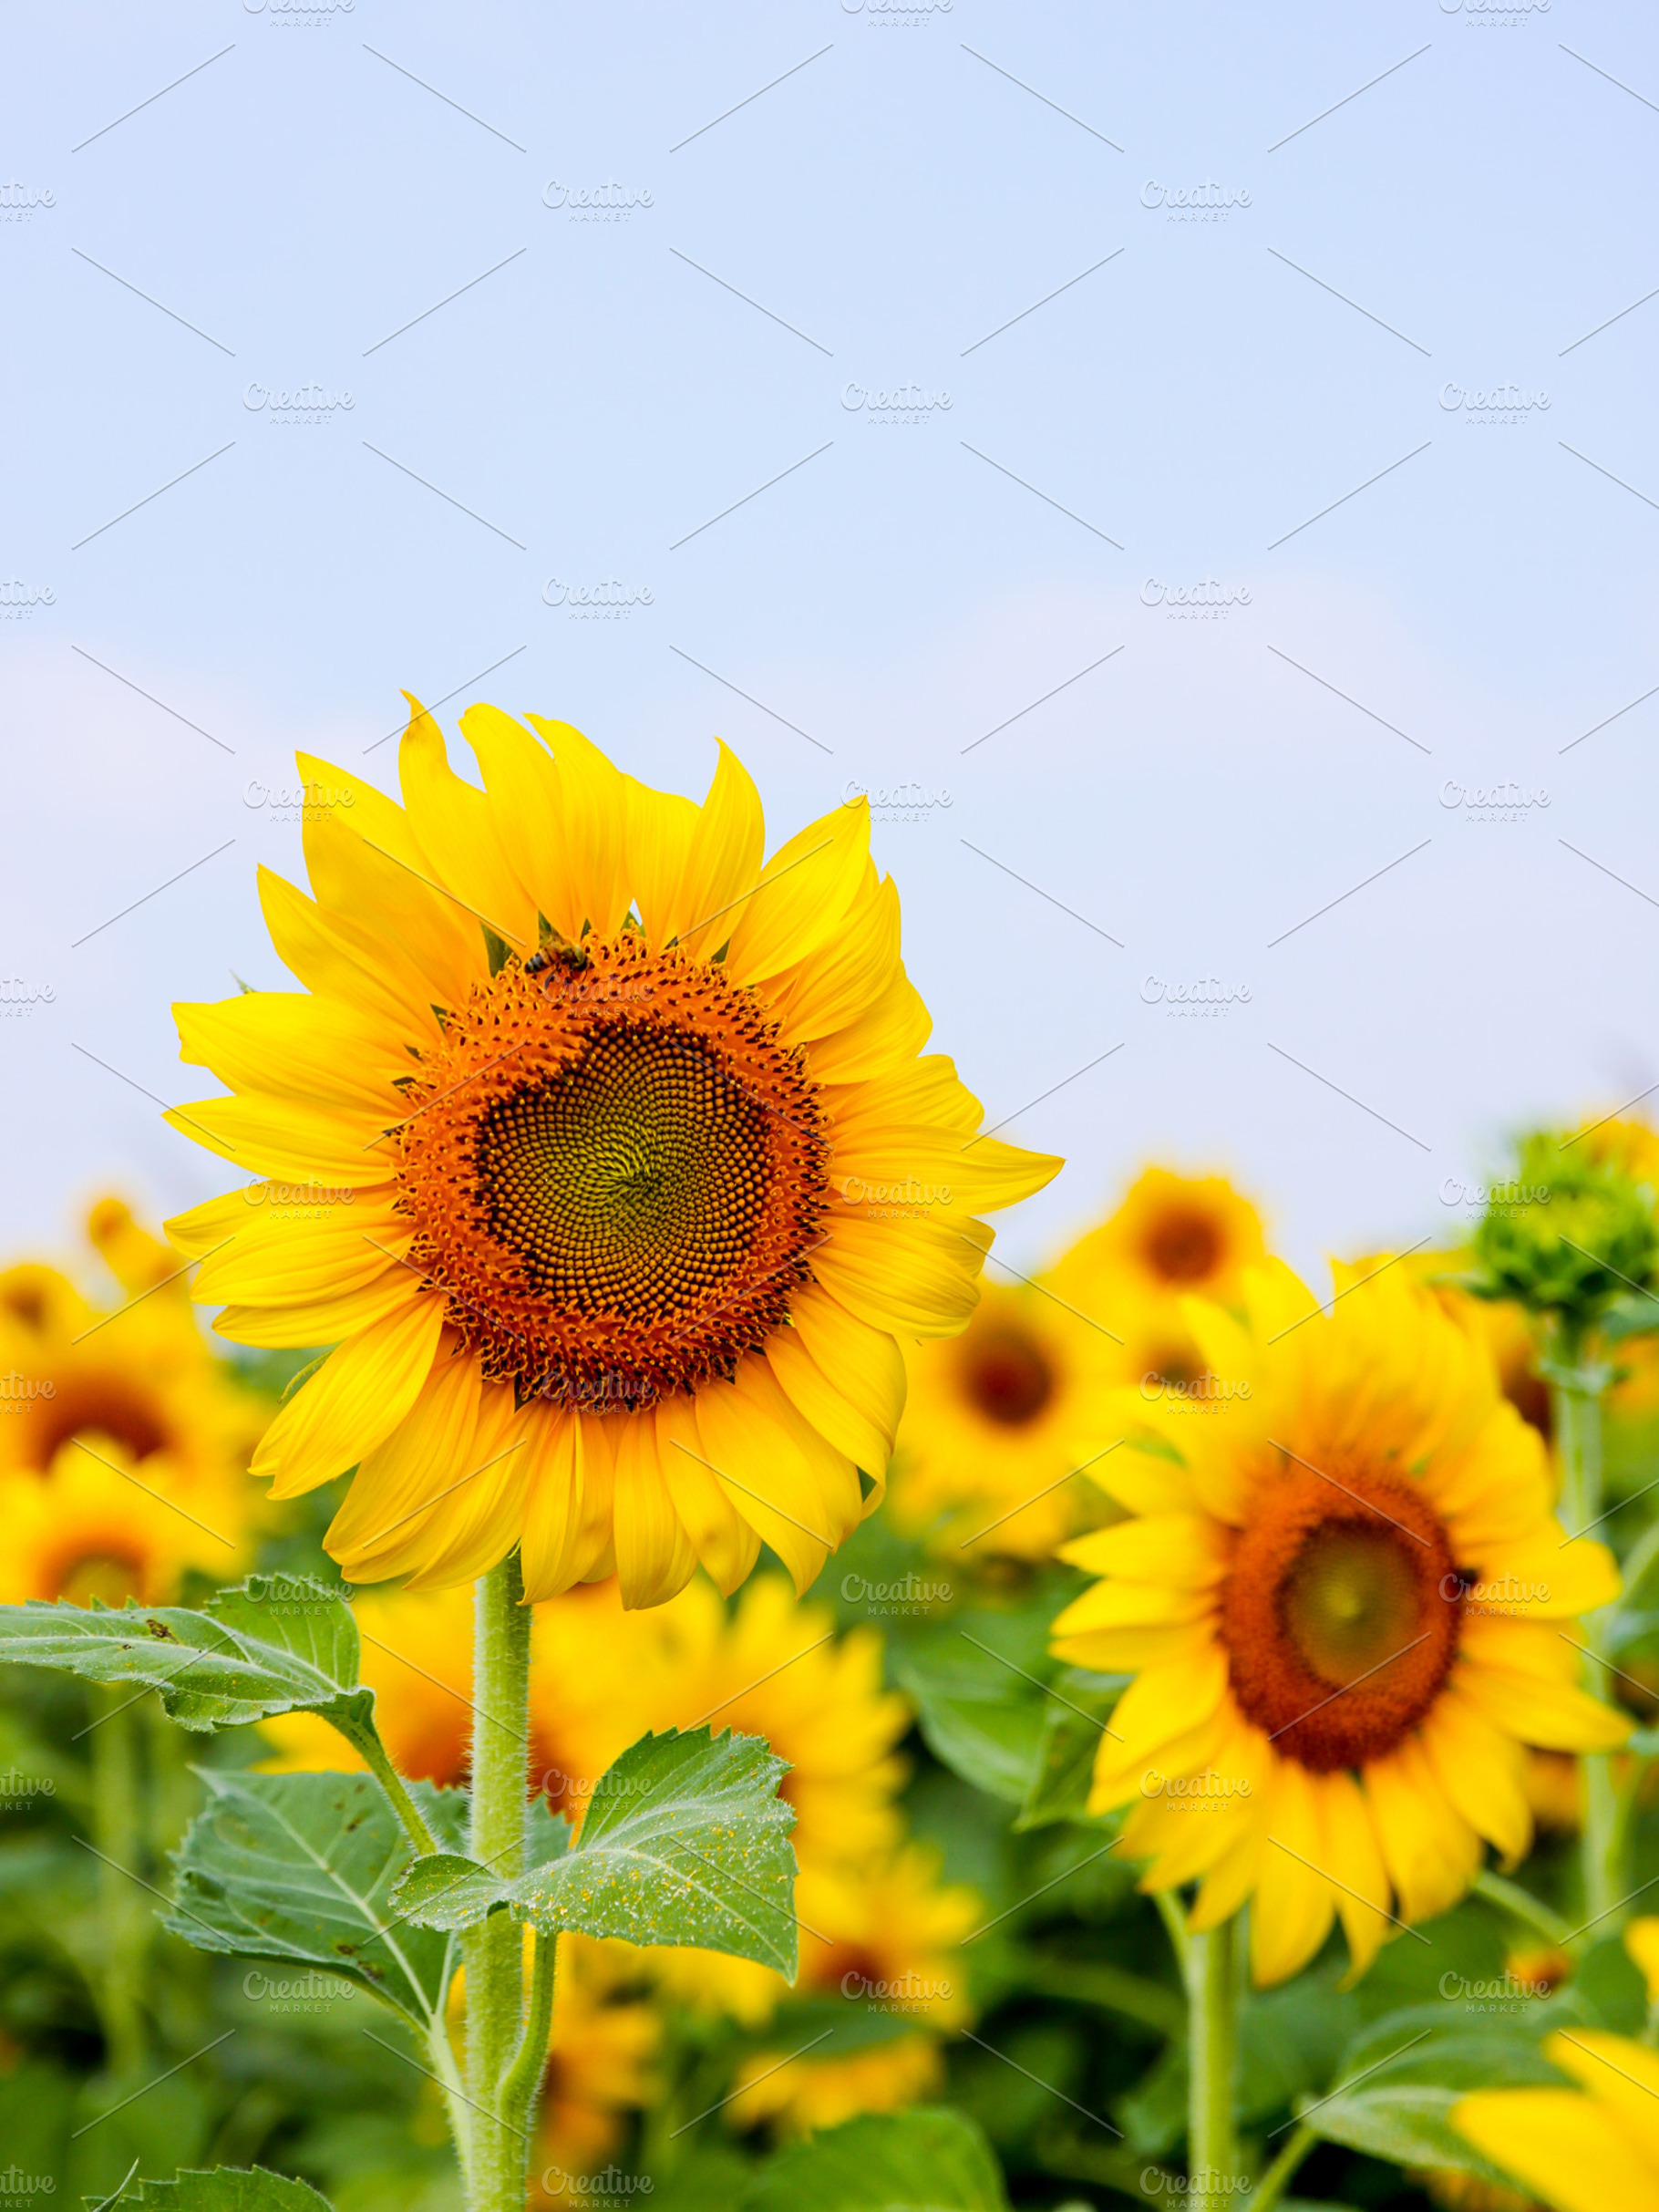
[397, 938, 830, 1410]
[1219, 1461, 1462, 1773]
[962, 1326, 1055, 1426]
[1144, 1208, 1221, 1285]
[57, 1550, 146, 1607]
[24, 1373, 170, 1471]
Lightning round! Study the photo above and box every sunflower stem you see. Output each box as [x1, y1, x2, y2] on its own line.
[1184, 1910, 1240, 2212]
[88, 1686, 148, 2078]
[462, 1550, 533, 2212]
[500, 1926, 555, 2134]
[1551, 1343, 1622, 1928]
[1251, 2121, 1315, 2212]
[1473, 1868, 1572, 1949]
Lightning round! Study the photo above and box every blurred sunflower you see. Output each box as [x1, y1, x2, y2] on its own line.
[1051, 1258, 1628, 1987]
[161, 705, 1058, 1604]
[529, 1935, 660, 2198]
[0, 1197, 265, 1495]
[1453, 1921, 1659, 2212]
[0, 1437, 248, 1606]
[725, 1845, 977, 2136]
[888, 1170, 1265, 1563]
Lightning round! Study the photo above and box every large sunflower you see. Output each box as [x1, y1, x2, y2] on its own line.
[163, 706, 1058, 1603]
[1050, 1257, 1628, 1987]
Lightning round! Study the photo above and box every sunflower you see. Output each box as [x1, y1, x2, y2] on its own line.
[1453, 1921, 1659, 2212]
[0, 1197, 266, 1497]
[1052, 1167, 1265, 1311]
[1050, 1257, 1628, 1987]
[0, 1437, 250, 1607]
[725, 1845, 977, 2136]
[161, 706, 1058, 1604]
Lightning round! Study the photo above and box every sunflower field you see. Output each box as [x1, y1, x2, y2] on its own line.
[4, 712, 1658, 2212]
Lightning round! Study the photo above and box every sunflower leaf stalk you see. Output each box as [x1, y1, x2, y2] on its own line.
[1183, 1909, 1240, 2212]
[462, 1550, 538, 2212]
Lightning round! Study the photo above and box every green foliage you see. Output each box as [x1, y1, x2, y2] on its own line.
[390, 1727, 798, 1976]
[1013, 1673, 1121, 1830]
[1470, 1130, 1659, 1321]
[740, 2108, 1007, 2212]
[91, 2169, 332, 2212]
[164, 1772, 466, 2027]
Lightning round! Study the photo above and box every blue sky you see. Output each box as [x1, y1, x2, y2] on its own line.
[4, 0, 1659, 1285]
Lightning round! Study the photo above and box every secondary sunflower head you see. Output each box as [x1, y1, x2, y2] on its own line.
[163, 704, 1060, 1603]
[397, 937, 830, 1411]
[1052, 1255, 1629, 1987]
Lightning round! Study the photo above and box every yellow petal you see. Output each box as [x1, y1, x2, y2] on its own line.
[610, 1411, 700, 1607]
[251, 1297, 445, 1497]
[724, 798, 871, 986]
[524, 715, 632, 939]
[257, 865, 443, 1039]
[1251, 1760, 1335, 1986]
[1455, 2083, 1659, 2212]
[174, 994, 412, 1115]
[397, 696, 538, 953]
[325, 1345, 484, 1573]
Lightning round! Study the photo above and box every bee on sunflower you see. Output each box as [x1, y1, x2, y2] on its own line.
[162, 704, 1058, 1603]
[1050, 1256, 1629, 1990]
[889, 1169, 1265, 1562]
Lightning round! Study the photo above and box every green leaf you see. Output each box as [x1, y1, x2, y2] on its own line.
[893, 1628, 1049, 1804]
[0, 1576, 376, 1742]
[391, 1727, 798, 1978]
[89, 2168, 331, 2212]
[164, 1770, 463, 2028]
[1013, 1676, 1120, 1830]
[740, 2108, 1008, 2212]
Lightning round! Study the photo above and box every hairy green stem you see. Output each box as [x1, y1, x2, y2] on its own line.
[357, 1729, 438, 1855]
[1184, 1913, 1239, 2212]
[500, 1927, 555, 2134]
[88, 1687, 148, 2077]
[1252, 2123, 1315, 2212]
[462, 1552, 533, 2212]
[1552, 1345, 1621, 1928]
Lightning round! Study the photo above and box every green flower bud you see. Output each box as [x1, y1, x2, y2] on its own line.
[1470, 1131, 1659, 1324]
